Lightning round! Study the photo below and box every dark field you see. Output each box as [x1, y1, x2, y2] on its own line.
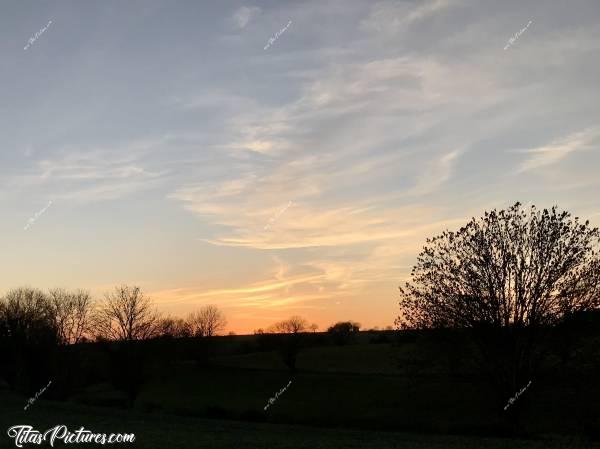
[1, 329, 599, 448]
[0, 385, 596, 449]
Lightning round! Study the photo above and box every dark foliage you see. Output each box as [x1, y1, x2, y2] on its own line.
[396, 203, 600, 433]
[327, 321, 361, 345]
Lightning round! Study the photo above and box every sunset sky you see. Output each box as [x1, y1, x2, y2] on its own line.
[1, 0, 600, 334]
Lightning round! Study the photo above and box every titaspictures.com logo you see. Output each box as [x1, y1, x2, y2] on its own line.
[7, 425, 135, 447]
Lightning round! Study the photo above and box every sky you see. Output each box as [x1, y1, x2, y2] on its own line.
[1, 0, 600, 334]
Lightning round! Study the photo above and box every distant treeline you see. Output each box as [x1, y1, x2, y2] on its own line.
[1, 284, 598, 438]
[0, 284, 375, 402]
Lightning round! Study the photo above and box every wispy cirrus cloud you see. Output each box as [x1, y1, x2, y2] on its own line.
[6, 139, 170, 202]
[360, 0, 459, 36]
[161, 0, 600, 330]
[4, 0, 600, 332]
[515, 127, 599, 174]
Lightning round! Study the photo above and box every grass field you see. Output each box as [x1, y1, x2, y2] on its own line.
[1, 390, 597, 449]
[2, 334, 598, 448]
[127, 342, 595, 435]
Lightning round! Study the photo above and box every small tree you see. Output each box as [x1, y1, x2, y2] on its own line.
[273, 316, 308, 334]
[270, 316, 309, 371]
[96, 285, 159, 341]
[156, 317, 190, 338]
[328, 321, 360, 333]
[48, 288, 95, 345]
[186, 305, 227, 337]
[95, 285, 159, 408]
[327, 321, 360, 344]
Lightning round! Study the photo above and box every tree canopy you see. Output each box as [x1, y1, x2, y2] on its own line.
[395, 203, 600, 420]
[397, 203, 600, 331]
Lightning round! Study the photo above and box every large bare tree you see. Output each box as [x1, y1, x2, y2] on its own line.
[48, 288, 95, 344]
[396, 203, 600, 415]
[0, 287, 56, 341]
[186, 305, 227, 337]
[0, 287, 58, 391]
[96, 285, 160, 341]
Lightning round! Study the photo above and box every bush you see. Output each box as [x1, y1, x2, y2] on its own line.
[327, 321, 360, 345]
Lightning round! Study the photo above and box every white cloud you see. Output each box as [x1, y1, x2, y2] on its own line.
[232, 6, 261, 29]
[360, 0, 458, 36]
[7, 138, 170, 202]
[410, 149, 464, 196]
[515, 127, 599, 174]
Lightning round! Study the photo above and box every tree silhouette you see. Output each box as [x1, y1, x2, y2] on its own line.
[269, 316, 309, 372]
[48, 288, 95, 345]
[273, 316, 308, 334]
[327, 321, 360, 344]
[0, 287, 58, 392]
[156, 317, 191, 338]
[396, 203, 600, 429]
[327, 321, 360, 333]
[186, 305, 227, 337]
[96, 285, 159, 341]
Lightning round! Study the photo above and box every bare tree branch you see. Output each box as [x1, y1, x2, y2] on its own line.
[95, 285, 160, 341]
[48, 288, 95, 344]
[186, 305, 227, 337]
